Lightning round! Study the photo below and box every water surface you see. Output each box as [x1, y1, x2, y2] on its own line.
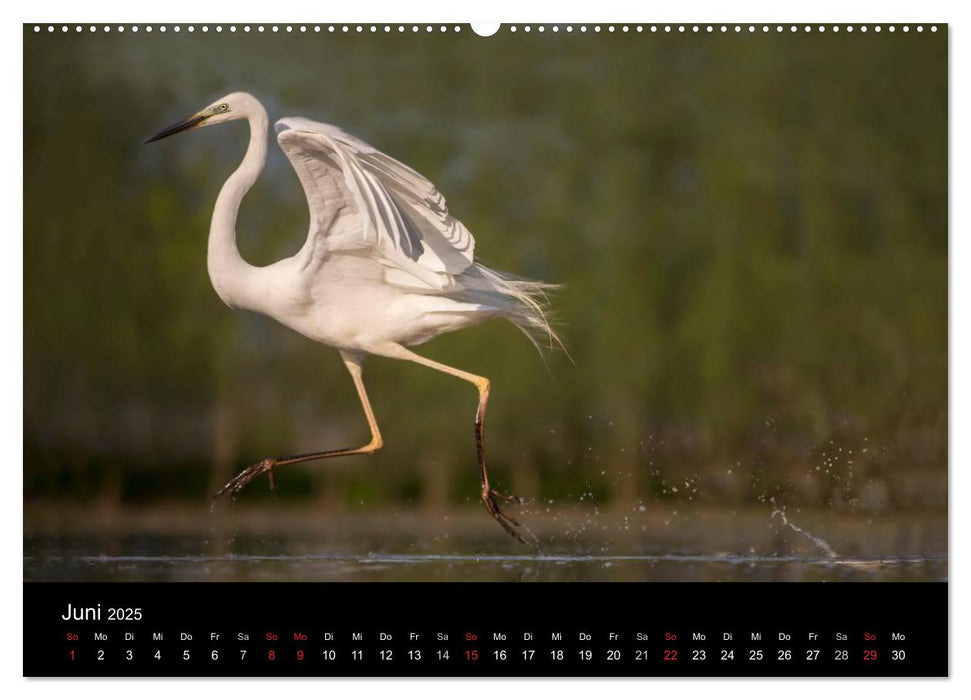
[24, 504, 947, 582]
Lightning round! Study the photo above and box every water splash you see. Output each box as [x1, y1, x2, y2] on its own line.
[770, 498, 839, 559]
[509, 496, 544, 552]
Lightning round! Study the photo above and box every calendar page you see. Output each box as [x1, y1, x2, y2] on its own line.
[23, 20, 947, 677]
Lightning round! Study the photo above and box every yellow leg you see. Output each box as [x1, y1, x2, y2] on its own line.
[214, 351, 383, 498]
[380, 344, 525, 542]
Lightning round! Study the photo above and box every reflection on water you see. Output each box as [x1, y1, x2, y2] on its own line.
[24, 505, 947, 583]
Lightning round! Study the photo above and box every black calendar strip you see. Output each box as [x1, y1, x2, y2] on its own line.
[24, 582, 947, 677]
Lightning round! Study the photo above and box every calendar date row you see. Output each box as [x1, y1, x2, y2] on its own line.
[67, 645, 908, 664]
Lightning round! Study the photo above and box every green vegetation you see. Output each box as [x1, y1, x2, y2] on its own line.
[24, 28, 946, 513]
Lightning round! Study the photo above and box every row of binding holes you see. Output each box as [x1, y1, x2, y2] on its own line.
[33, 25, 464, 33]
[512, 25, 937, 33]
[33, 24, 939, 34]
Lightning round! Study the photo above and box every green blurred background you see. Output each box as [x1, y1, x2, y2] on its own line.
[24, 26, 946, 529]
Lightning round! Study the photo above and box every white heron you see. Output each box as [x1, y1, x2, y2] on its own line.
[146, 92, 561, 542]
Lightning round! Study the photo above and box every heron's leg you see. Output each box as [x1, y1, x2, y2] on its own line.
[213, 351, 383, 499]
[381, 344, 525, 543]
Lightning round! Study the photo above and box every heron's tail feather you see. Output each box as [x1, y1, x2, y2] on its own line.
[454, 261, 568, 358]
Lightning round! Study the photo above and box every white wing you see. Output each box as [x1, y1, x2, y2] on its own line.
[275, 117, 476, 289]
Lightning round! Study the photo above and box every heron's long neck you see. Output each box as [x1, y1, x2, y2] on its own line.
[207, 106, 270, 309]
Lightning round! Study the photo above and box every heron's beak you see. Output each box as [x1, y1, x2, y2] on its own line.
[144, 113, 208, 144]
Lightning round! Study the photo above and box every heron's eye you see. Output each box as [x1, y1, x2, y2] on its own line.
[218, 103, 229, 112]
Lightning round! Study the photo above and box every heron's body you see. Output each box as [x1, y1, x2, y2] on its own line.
[216, 250, 501, 352]
[147, 92, 559, 542]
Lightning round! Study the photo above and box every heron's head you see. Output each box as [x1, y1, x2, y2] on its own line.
[144, 92, 260, 144]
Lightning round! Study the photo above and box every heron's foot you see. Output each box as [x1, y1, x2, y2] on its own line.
[213, 458, 277, 500]
[481, 487, 526, 544]
[489, 489, 525, 505]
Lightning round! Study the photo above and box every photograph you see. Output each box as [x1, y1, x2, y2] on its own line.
[24, 22, 946, 592]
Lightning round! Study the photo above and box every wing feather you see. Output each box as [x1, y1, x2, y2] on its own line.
[275, 118, 476, 288]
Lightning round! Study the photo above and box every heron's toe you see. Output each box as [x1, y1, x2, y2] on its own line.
[213, 458, 278, 499]
[481, 488, 526, 543]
